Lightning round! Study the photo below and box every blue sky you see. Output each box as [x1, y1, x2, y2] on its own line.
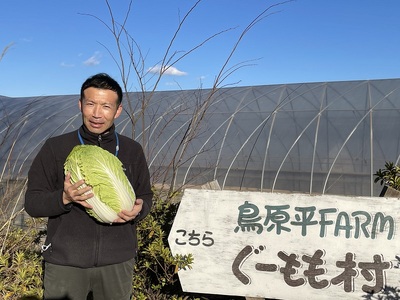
[1, 0, 399, 97]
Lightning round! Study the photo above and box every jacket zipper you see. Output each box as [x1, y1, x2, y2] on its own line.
[94, 134, 102, 266]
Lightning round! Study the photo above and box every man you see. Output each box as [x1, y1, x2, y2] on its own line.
[25, 73, 153, 300]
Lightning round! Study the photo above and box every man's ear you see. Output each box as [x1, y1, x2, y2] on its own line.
[114, 104, 123, 119]
[78, 99, 82, 112]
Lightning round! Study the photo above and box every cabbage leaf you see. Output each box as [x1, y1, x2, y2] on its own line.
[64, 145, 136, 223]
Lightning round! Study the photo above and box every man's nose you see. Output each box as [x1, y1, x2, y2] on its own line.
[92, 106, 101, 117]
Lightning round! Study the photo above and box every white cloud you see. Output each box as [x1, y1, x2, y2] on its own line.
[83, 52, 101, 66]
[21, 37, 32, 43]
[60, 62, 75, 68]
[148, 65, 187, 76]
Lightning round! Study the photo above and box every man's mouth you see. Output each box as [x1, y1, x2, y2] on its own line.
[89, 121, 104, 128]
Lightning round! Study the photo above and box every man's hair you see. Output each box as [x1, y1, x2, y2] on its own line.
[80, 73, 123, 105]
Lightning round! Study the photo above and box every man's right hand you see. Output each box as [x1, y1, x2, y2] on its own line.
[63, 172, 93, 208]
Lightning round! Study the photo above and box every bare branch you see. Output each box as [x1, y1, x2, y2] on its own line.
[80, 0, 294, 196]
[0, 42, 14, 62]
[214, 0, 294, 88]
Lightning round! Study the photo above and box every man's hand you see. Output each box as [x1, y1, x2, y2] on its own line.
[114, 198, 144, 223]
[63, 172, 93, 209]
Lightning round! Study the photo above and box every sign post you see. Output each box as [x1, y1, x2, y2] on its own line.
[168, 189, 400, 299]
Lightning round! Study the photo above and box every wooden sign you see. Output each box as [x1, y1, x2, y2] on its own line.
[167, 189, 400, 299]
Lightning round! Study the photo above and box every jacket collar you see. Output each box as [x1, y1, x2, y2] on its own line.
[78, 124, 116, 145]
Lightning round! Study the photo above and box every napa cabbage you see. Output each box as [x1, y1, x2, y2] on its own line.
[64, 145, 136, 223]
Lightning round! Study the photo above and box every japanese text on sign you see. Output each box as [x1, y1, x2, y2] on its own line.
[232, 245, 395, 294]
[234, 201, 395, 239]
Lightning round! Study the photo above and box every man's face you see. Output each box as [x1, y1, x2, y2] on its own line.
[78, 87, 122, 134]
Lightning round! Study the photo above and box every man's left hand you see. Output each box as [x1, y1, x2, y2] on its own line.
[114, 198, 144, 223]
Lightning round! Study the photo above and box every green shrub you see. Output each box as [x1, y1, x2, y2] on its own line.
[0, 192, 193, 300]
[132, 191, 193, 299]
[374, 161, 400, 191]
[0, 219, 45, 300]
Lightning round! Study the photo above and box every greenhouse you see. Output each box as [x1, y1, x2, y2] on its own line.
[1, 78, 400, 197]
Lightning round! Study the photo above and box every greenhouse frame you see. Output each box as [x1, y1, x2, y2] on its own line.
[1, 78, 400, 197]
